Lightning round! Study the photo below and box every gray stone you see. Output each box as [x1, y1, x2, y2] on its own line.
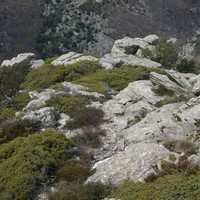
[24, 89, 67, 111]
[87, 143, 170, 185]
[119, 54, 162, 68]
[111, 36, 153, 55]
[150, 72, 186, 93]
[1, 53, 35, 67]
[143, 34, 159, 44]
[30, 59, 44, 69]
[62, 82, 104, 98]
[100, 54, 124, 69]
[23, 107, 60, 128]
[165, 69, 193, 89]
[51, 52, 98, 66]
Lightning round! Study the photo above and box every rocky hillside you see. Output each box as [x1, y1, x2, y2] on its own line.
[1, 0, 200, 62]
[1, 35, 200, 199]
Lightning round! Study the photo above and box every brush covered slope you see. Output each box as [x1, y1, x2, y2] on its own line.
[1, 35, 200, 200]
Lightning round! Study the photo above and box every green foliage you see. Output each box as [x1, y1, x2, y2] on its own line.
[0, 108, 15, 123]
[0, 130, 74, 200]
[142, 38, 178, 69]
[0, 62, 30, 107]
[56, 160, 92, 183]
[49, 182, 114, 200]
[0, 119, 40, 144]
[75, 65, 164, 93]
[112, 157, 200, 200]
[46, 95, 86, 117]
[71, 127, 104, 148]
[13, 92, 31, 110]
[177, 58, 200, 74]
[153, 85, 175, 97]
[22, 60, 102, 91]
[65, 107, 104, 129]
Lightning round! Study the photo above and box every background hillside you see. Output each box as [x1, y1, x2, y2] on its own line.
[0, 0, 200, 61]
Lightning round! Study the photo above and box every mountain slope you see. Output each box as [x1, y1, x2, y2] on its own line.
[1, 0, 200, 61]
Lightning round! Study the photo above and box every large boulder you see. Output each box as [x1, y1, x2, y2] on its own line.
[111, 35, 158, 55]
[100, 54, 162, 69]
[1, 53, 35, 67]
[51, 52, 99, 66]
[87, 143, 170, 185]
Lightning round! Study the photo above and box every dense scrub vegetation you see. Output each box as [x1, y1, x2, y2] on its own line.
[0, 62, 30, 107]
[22, 60, 102, 91]
[0, 130, 74, 200]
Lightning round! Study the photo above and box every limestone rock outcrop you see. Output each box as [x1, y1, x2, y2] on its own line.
[1, 53, 35, 67]
[51, 52, 98, 66]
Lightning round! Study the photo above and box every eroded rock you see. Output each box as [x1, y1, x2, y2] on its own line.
[51, 52, 98, 66]
[1, 53, 35, 67]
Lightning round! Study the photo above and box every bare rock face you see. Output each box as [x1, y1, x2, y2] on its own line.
[1, 53, 35, 67]
[51, 52, 99, 66]
[100, 53, 162, 69]
[87, 143, 170, 185]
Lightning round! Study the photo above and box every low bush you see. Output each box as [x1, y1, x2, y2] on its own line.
[0, 108, 16, 123]
[49, 182, 114, 200]
[142, 38, 178, 69]
[0, 130, 74, 200]
[74, 65, 165, 93]
[13, 92, 31, 110]
[46, 95, 86, 117]
[0, 62, 30, 107]
[177, 58, 200, 74]
[65, 107, 104, 129]
[71, 127, 105, 148]
[22, 60, 102, 91]
[56, 160, 92, 183]
[0, 119, 40, 144]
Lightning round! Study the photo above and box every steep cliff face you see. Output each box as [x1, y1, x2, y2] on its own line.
[0, 0, 200, 62]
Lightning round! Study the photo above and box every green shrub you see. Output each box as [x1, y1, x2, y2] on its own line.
[65, 107, 104, 129]
[22, 60, 102, 91]
[0, 130, 74, 200]
[74, 65, 163, 93]
[71, 127, 104, 148]
[13, 92, 31, 110]
[49, 182, 114, 200]
[142, 38, 178, 69]
[0, 108, 16, 123]
[177, 58, 200, 74]
[0, 119, 40, 144]
[56, 160, 92, 183]
[0, 62, 30, 106]
[46, 95, 86, 117]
